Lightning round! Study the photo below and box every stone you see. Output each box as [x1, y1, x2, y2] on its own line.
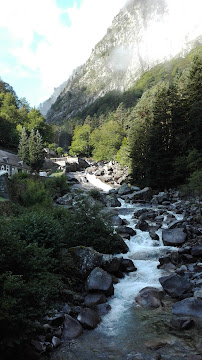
[31, 340, 46, 353]
[63, 315, 83, 339]
[136, 219, 149, 231]
[69, 246, 102, 278]
[49, 314, 65, 327]
[120, 258, 137, 272]
[52, 336, 61, 348]
[135, 287, 164, 309]
[131, 187, 153, 202]
[86, 267, 114, 296]
[77, 308, 101, 329]
[149, 227, 159, 241]
[191, 244, 202, 257]
[162, 228, 187, 246]
[84, 293, 107, 307]
[172, 297, 202, 318]
[118, 183, 132, 195]
[159, 274, 192, 298]
[170, 316, 194, 330]
[118, 226, 136, 236]
[101, 255, 122, 273]
[96, 303, 111, 315]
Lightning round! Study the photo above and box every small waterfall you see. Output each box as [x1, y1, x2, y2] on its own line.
[86, 173, 112, 192]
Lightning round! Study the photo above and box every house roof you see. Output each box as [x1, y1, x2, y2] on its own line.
[0, 150, 30, 170]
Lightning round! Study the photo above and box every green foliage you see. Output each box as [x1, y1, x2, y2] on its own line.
[116, 137, 130, 168]
[0, 220, 60, 354]
[44, 174, 69, 196]
[69, 124, 92, 156]
[60, 197, 124, 254]
[91, 120, 125, 161]
[21, 179, 52, 207]
[56, 146, 64, 156]
[18, 127, 29, 163]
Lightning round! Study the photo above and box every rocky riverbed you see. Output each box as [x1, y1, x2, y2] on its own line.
[30, 163, 202, 360]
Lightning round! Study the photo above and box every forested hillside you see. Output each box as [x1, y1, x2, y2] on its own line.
[64, 45, 202, 189]
[0, 80, 53, 151]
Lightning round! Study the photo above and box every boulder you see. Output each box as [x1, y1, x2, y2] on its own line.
[77, 308, 101, 329]
[172, 297, 202, 318]
[120, 258, 137, 272]
[118, 183, 132, 196]
[162, 228, 187, 246]
[135, 287, 164, 309]
[84, 293, 107, 307]
[136, 220, 149, 231]
[149, 227, 159, 241]
[102, 194, 121, 207]
[159, 274, 192, 298]
[52, 336, 61, 348]
[86, 267, 114, 296]
[131, 187, 153, 202]
[118, 226, 136, 236]
[191, 244, 202, 257]
[96, 303, 111, 315]
[69, 246, 102, 278]
[170, 316, 194, 330]
[101, 255, 122, 273]
[63, 315, 83, 339]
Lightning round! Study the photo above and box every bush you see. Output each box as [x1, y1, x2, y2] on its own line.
[57, 197, 124, 254]
[0, 222, 60, 356]
[8, 210, 65, 252]
[44, 174, 69, 197]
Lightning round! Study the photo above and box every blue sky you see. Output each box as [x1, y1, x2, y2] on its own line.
[0, 0, 126, 107]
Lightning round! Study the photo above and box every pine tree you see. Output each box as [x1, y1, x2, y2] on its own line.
[18, 127, 29, 164]
[28, 129, 44, 171]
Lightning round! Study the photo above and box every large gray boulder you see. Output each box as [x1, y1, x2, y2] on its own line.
[69, 247, 102, 278]
[63, 315, 83, 339]
[77, 308, 101, 329]
[131, 187, 153, 202]
[159, 274, 192, 298]
[162, 228, 187, 246]
[172, 297, 202, 318]
[101, 255, 122, 274]
[135, 287, 164, 309]
[84, 293, 107, 307]
[86, 267, 114, 296]
[191, 244, 202, 257]
[118, 183, 132, 196]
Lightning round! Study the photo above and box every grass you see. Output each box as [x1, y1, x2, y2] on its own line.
[50, 171, 64, 177]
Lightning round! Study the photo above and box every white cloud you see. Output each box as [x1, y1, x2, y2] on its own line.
[0, 0, 126, 105]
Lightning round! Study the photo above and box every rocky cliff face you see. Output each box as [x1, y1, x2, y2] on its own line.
[39, 80, 67, 117]
[46, 0, 202, 123]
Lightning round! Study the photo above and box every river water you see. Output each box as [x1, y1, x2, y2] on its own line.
[51, 176, 199, 360]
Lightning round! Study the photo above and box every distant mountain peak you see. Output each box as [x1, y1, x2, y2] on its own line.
[46, 0, 202, 123]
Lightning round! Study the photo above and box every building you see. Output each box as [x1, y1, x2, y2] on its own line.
[0, 150, 30, 176]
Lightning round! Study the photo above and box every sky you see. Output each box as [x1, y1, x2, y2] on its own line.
[0, 0, 126, 107]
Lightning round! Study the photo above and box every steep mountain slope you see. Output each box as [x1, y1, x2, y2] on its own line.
[46, 0, 202, 123]
[39, 80, 67, 117]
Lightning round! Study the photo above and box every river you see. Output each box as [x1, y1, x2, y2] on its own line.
[51, 175, 199, 360]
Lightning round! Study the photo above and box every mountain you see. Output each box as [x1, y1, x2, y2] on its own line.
[39, 80, 67, 117]
[46, 0, 202, 123]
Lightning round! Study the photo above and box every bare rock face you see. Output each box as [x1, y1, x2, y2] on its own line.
[46, 0, 201, 123]
[86, 267, 114, 296]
